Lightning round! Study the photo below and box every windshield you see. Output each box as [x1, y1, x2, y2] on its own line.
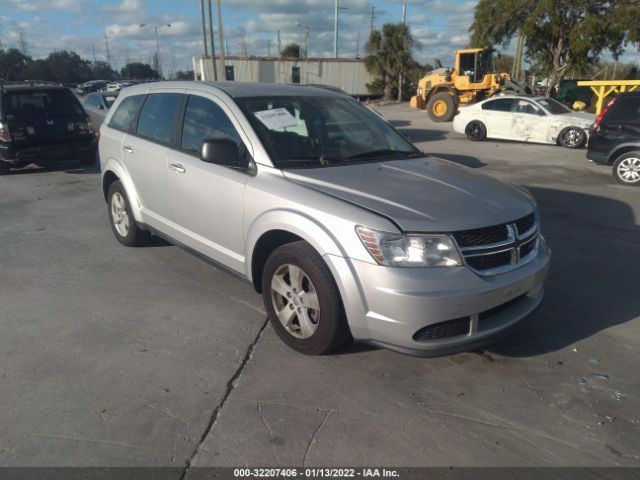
[536, 98, 571, 115]
[236, 95, 421, 168]
[4, 89, 84, 120]
[477, 50, 495, 79]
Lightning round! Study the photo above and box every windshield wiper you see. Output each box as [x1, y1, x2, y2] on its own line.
[347, 149, 420, 160]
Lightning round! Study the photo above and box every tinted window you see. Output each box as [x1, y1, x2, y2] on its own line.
[136, 93, 183, 144]
[4, 89, 84, 120]
[109, 95, 146, 132]
[181, 96, 243, 154]
[482, 100, 495, 111]
[514, 99, 541, 115]
[225, 66, 235, 81]
[607, 97, 640, 124]
[536, 98, 570, 115]
[492, 99, 515, 112]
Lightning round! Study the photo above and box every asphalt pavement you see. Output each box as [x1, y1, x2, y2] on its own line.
[0, 103, 638, 472]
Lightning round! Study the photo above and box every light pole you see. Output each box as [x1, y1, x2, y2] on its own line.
[333, 0, 348, 58]
[139, 23, 171, 78]
[295, 22, 309, 58]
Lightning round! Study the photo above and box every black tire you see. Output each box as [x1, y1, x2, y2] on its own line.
[0, 161, 9, 175]
[465, 121, 487, 141]
[612, 151, 640, 186]
[262, 241, 350, 355]
[558, 126, 586, 149]
[427, 92, 456, 122]
[107, 180, 150, 247]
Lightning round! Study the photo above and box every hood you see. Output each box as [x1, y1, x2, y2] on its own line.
[559, 111, 596, 126]
[283, 157, 536, 232]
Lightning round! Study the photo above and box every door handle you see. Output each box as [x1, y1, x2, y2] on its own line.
[123, 145, 134, 153]
[169, 163, 186, 173]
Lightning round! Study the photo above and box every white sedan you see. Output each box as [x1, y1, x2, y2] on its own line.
[453, 95, 595, 148]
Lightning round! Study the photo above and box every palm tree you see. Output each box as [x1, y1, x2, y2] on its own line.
[364, 23, 415, 102]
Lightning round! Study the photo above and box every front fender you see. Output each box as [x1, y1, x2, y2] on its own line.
[101, 157, 144, 224]
[244, 208, 347, 281]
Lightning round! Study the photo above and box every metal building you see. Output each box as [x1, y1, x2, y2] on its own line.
[193, 56, 376, 96]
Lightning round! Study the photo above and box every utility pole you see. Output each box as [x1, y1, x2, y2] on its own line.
[200, 0, 208, 58]
[207, 0, 218, 80]
[104, 34, 112, 67]
[304, 27, 309, 59]
[16, 24, 27, 55]
[512, 30, 525, 81]
[267, 38, 271, 56]
[216, 0, 226, 79]
[398, 0, 407, 103]
[356, 31, 360, 59]
[92, 42, 97, 65]
[333, 0, 348, 58]
[369, 6, 376, 35]
[277, 30, 281, 55]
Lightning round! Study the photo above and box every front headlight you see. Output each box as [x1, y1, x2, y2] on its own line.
[356, 226, 462, 267]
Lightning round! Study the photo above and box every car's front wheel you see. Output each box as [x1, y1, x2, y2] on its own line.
[613, 152, 640, 186]
[558, 126, 586, 149]
[465, 121, 487, 141]
[262, 241, 350, 355]
[107, 181, 150, 246]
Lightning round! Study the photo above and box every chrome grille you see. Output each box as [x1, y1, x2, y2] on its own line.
[453, 213, 539, 275]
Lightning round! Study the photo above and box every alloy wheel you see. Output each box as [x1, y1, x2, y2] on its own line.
[270, 263, 320, 339]
[111, 192, 130, 237]
[617, 157, 640, 183]
[562, 128, 581, 147]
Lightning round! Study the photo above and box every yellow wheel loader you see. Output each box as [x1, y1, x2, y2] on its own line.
[410, 48, 530, 122]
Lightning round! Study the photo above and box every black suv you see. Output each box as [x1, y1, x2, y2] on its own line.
[587, 91, 640, 186]
[0, 84, 97, 174]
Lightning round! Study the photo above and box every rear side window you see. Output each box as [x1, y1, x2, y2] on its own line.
[607, 97, 640, 124]
[136, 93, 183, 144]
[109, 95, 146, 132]
[492, 99, 515, 112]
[4, 89, 83, 120]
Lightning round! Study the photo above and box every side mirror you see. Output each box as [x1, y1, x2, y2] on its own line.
[98, 104, 105, 110]
[201, 138, 248, 169]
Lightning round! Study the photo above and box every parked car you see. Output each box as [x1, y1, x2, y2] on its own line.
[83, 91, 118, 125]
[104, 82, 134, 93]
[453, 95, 595, 148]
[587, 92, 640, 186]
[0, 84, 97, 174]
[99, 81, 550, 356]
[76, 80, 108, 96]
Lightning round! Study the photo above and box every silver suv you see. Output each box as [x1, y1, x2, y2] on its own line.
[99, 81, 550, 356]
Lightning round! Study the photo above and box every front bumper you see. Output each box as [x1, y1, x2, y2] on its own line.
[326, 237, 551, 356]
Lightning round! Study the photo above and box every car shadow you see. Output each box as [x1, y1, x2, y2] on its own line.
[427, 152, 487, 169]
[4, 161, 100, 176]
[487, 186, 640, 357]
[399, 128, 447, 143]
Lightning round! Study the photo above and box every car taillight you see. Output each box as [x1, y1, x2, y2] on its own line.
[593, 97, 619, 132]
[0, 122, 11, 142]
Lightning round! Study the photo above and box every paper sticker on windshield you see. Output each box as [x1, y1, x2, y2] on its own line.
[254, 108, 298, 129]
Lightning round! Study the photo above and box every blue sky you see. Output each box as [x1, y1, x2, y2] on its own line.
[0, 0, 637, 75]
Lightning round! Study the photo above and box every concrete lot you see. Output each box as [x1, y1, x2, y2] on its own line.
[0, 103, 639, 471]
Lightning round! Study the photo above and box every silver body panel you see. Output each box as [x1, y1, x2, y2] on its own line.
[100, 81, 550, 356]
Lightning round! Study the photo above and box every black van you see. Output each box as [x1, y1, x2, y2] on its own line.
[0, 84, 97, 174]
[587, 91, 640, 186]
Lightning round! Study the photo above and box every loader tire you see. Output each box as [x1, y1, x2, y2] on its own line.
[427, 92, 456, 122]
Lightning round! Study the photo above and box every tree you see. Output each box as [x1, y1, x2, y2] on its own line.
[175, 70, 195, 80]
[45, 50, 92, 84]
[470, 0, 640, 95]
[280, 43, 301, 58]
[91, 61, 119, 81]
[121, 62, 160, 80]
[364, 23, 415, 102]
[0, 48, 32, 81]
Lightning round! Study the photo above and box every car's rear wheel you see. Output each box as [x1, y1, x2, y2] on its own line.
[465, 121, 487, 141]
[613, 152, 640, 186]
[262, 241, 350, 355]
[107, 181, 150, 246]
[558, 126, 586, 149]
